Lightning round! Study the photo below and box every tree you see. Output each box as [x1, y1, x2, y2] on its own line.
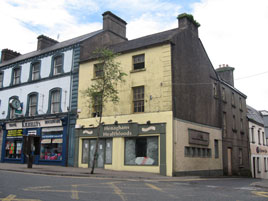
[82, 48, 126, 174]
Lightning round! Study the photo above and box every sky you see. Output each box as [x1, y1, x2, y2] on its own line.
[0, 0, 268, 111]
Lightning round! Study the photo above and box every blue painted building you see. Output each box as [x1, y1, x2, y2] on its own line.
[0, 11, 127, 166]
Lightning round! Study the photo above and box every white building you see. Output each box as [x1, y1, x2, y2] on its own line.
[247, 105, 268, 179]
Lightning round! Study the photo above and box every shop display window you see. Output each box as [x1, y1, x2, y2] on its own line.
[40, 138, 63, 160]
[125, 136, 158, 166]
[5, 140, 22, 159]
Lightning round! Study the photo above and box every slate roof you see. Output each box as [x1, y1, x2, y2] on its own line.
[0, 29, 103, 68]
[81, 28, 179, 62]
[247, 105, 264, 126]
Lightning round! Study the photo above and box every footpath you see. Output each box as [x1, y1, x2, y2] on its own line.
[1, 163, 268, 188]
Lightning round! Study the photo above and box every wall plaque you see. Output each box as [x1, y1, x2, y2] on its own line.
[188, 129, 209, 146]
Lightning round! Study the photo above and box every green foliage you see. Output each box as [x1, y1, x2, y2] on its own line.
[82, 48, 127, 116]
[177, 13, 201, 28]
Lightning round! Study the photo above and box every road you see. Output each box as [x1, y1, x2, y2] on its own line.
[0, 170, 267, 201]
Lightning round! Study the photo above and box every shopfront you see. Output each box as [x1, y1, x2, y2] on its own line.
[75, 123, 167, 175]
[1, 118, 67, 166]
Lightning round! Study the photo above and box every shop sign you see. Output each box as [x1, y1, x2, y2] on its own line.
[188, 129, 209, 146]
[7, 129, 23, 139]
[102, 124, 138, 137]
[256, 146, 268, 154]
[42, 134, 63, 139]
[6, 119, 62, 130]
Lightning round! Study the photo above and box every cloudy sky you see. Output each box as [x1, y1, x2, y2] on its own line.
[1, 0, 268, 110]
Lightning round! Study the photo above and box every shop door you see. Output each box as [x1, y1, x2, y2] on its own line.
[227, 148, 232, 176]
[89, 139, 105, 168]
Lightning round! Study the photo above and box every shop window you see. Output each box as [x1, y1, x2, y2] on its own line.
[133, 86, 144, 113]
[28, 93, 38, 116]
[133, 54, 145, 70]
[239, 148, 243, 166]
[53, 55, 63, 75]
[82, 139, 112, 166]
[31, 61, 41, 81]
[5, 140, 22, 159]
[40, 128, 63, 161]
[125, 136, 158, 166]
[94, 63, 103, 78]
[214, 140, 219, 158]
[12, 67, 21, 85]
[0, 71, 3, 88]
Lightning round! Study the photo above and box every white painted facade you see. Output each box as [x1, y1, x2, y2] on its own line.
[249, 121, 268, 179]
[0, 49, 73, 119]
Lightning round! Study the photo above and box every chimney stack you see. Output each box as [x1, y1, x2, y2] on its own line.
[37, 35, 58, 51]
[1, 49, 21, 63]
[178, 13, 200, 37]
[216, 64, 235, 87]
[102, 11, 127, 39]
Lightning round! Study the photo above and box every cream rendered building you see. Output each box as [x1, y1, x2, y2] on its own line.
[74, 15, 223, 176]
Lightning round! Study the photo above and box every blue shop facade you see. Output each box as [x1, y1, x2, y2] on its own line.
[1, 117, 68, 166]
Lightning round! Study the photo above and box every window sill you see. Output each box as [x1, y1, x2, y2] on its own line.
[130, 68, 146, 73]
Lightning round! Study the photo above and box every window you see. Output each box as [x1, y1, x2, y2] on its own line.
[258, 129, 261, 145]
[0, 72, 3, 88]
[53, 55, 63, 75]
[92, 93, 102, 117]
[213, 82, 218, 97]
[133, 86, 144, 113]
[251, 127, 255, 143]
[28, 94, 38, 116]
[40, 128, 63, 161]
[94, 63, 103, 78]
[239, 148, 243, 166]
[265, 158, 267, 172]
[232, 115, 237, 132]
[222, 87, 226, 101]
[50, 89, 61, 114]
[223, 112, 227, 137]
[214, 140, 219, 158]
[240, 118, 244, 133]
[133, 54, 145, 70]
[257, 157, 261, 173]
[263, 132, 266, 146]
[231, 92, 235, 107]
[239, 97, 242, 110]
[13, 67, 21, 85]
[31, 62, 40, 80]
[125, 136, 158, 166]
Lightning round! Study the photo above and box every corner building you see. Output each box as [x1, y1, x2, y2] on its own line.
[75, 16, 224, 176]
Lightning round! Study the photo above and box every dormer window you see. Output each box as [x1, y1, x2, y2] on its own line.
[13, 67, 21, 85]
[53, 55, 63, 75]
[133, 54, 145, 70]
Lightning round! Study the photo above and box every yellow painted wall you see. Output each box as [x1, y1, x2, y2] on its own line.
[173, 118, 223, 172]
[77, 44, 174, 176]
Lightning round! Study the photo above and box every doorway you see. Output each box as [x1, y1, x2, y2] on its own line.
[253, 157, 256, 178]
[227, 148, 232, 176]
